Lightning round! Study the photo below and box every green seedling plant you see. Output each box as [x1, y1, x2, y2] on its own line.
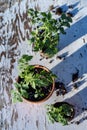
[46, 103, 74, 125]
[11, 54, 56, 103]
[28, 8, 72, 58]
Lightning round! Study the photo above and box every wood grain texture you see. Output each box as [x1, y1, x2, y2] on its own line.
[0, 0, 87, 130]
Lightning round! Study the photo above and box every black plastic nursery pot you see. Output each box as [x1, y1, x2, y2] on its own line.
[53, 102, 75, 121]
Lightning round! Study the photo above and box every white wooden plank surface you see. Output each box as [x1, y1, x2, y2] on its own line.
[0, 0, 87, 130]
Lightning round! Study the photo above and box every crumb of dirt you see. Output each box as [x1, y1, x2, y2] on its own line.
[68, 5, 73, 9]
[67, 12, 73, 17]
[72, 71, 79, 82]
[73, 83, 78, 89]
[46, 57, 49, 59]
[55, 82, 67, 96]
[56, 91, 60, 96]
[82, 108, 87, 111]
[56, 55, 66, 60]
[49, 5, 54, 10]
[75, 121, 80, 125]
[80, 53, 83, 57]
[39, 57, 44, 61]
[83, 38, 85, 43]
[49, 59, 54, 63]
[55, 7, 63, 15]
[56, 56, 62, 60]
[82, 107, 85, 111]
[71, 121, 74, 124]
[74, 35, 76, 37]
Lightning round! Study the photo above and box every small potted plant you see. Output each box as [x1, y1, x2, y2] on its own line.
[46, 102, 75, 125]
[11, 55, 56, 103]
[28, 8, 72, 58]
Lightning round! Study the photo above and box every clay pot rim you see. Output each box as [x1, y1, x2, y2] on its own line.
[16, 64, 55, 104]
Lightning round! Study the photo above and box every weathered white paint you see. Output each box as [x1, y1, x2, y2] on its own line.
[0, 0, 87, 130]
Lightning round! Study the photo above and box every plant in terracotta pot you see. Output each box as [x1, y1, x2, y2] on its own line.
[46, 102, 75, 125]
[28, 8, 72, 58]
[11, 55, 56, 103]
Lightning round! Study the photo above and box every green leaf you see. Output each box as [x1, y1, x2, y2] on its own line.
[19, 55, 33, 63]
[20, 88, 29, 99]
[34, 93, 38, 98]
[31, 31, 36, 36]
[47, 12, 52, 20]
[61, 13, 67, 20]
[63, 22, 70, 27]
[59, 27, 66, 34]
[35, 10, 38, 17]
[14, 82, 21, 89]
[30, 37, 35, 43]
[67, 16, 72, 23]
[41, 12, 47, 17]
[28, 8, 34, 16]
[11, 90, 23, 103]
[42, 17, 46, 22]
[32, 81, 36, 89]
[28, 8, 34, 12]
[22, 84, 29, 89]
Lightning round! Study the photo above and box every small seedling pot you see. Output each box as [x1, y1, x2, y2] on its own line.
[53, 102, 75, 121]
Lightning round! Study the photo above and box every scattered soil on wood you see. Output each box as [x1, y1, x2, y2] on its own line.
[49, 5, 54, 10]
[73, 83, 78, 89]
[68, 5, 74, 9]
[67, 12, 73, 17]
[55, 82, 67, 96]
[72, 71, 79, 82]
[55, 7, 63, 15]
[56, 55, 62, 60]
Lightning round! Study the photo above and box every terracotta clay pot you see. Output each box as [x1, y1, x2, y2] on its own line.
[16, 65, 55, 104]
